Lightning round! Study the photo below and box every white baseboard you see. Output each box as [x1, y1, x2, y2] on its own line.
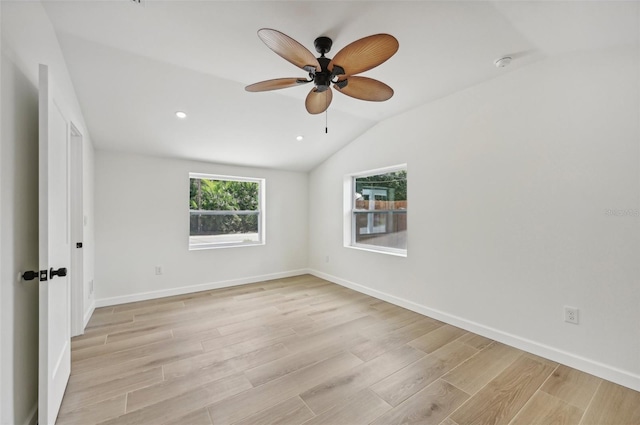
[94, 269, 310, 308]
[309, 269, 640, 393]
[22, 404, 37, 425]
[83, 299, 95, 329]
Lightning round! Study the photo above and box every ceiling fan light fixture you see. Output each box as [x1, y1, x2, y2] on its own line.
[175, 111, 187, 119]
[296, 135, 304, 141]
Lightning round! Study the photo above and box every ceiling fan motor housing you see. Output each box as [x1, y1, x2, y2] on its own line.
[314, 36, 332, 55]
[314, 57, 332, 92]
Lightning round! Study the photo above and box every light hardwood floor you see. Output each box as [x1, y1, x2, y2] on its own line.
[58, 275, 640, 425]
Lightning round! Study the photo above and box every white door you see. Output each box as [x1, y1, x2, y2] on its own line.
[39, 64, 71, 425]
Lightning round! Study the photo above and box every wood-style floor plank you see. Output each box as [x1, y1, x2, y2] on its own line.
[166, 336, 291, 379]
[457, 333, 493, 351]
[68, 341, 203, 388]
[290, 309, 369, 335]
[580, 380, 640, 425]
[117, 300, 187, 318]
[441, 341, 522, 394]
[540, 364, 602, 411]
[162, 408, 212, 425]
[207, 351, 364, 425]
[301, 388, 391, 425]
[350, 317, 443, 362]
[449, 355, 556, 425]
[300, 344, 425, 414]
[71, 330, 173, 362]
[71, 339, 203, 375]
[199, 324, 293, 353]
[85, 311, 134, 330]
[245, 335, 368, 387]
[56, 395, 126, 425]
[58, 275, 640, 425]
[407, 324, 467, 354]
[371, 340, 477, 407]
[127, 344, 289, 411]
[282, 315, 379, 353]
[60, 368, 163, 415]
[371, 379, 469, 425]
[232, 396, 314, 425]
[510, 390, 583, 425]
[70, 334, 106, 351]
[101, 374, 252, 425]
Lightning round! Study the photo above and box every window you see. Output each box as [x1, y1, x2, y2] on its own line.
[189, 173, 265, 249]
[345, 165, 407, 256]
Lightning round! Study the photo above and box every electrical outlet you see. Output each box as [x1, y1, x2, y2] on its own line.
[155, 266, 162, 275]
[564, 306, 579, 324]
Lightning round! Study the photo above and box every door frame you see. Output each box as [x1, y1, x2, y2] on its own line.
[69, 122, 84, 337]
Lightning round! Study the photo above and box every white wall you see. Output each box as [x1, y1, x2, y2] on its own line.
[309, 46, 640, 391]
[95, 151, 308, 305]
[0, 2, 95, 424]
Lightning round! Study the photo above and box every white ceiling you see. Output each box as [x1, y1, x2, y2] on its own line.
[42, 1, 638, 171]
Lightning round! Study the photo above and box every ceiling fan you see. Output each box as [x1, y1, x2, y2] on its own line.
[245, 28, 399, 115]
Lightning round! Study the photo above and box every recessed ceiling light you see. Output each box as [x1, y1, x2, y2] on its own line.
[175, 111, 187, 119]
[494, 57, 512, 68]
[296, 135, 304, 141]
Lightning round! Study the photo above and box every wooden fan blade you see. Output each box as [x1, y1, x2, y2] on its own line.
[305, 87, 333, 114]
[334, 76, 393, 101]
[258, 28, 321, 72]
[245, 78, 310, 92]
[330, 34, 398, 76]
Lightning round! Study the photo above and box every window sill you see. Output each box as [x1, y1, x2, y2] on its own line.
[189, 241, 265, 251]
[345, 244, 407, 257]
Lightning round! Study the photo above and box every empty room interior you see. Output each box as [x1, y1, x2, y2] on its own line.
[1, 1, 640, 424]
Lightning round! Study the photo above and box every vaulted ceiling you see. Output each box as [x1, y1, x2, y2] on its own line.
[42, 1, 638, 171]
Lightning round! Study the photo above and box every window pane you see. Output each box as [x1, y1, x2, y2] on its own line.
[189, 176, 262, 248]
[353, 169, 407, 252]
[354, 211, 406, 250]
[190, 179, 259, 212]
[190, 212, 259, 234]
[354, 171, 407, 210]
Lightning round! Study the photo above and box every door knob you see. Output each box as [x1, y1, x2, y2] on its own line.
[21, 270, 48, 282]
[21, 270, 39, 281]
[49, 267, 67, 279]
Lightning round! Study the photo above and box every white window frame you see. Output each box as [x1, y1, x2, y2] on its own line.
[189, 172, 266, 250]
[343, 164, 407, 257]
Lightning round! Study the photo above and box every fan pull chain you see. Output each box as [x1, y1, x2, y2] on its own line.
[325, 93, 328, 133]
